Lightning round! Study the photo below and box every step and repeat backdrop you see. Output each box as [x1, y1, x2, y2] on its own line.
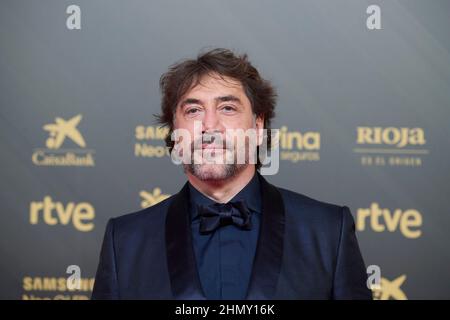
[1, 0, 449, 299]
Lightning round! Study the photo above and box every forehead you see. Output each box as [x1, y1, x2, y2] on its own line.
[182, 73, 246, 100]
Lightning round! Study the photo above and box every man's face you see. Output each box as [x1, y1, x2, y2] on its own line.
[172, 73, 264, 181]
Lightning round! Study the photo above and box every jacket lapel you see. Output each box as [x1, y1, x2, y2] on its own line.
[165, 182, 206, 299]
[165, 173, 285, 300]
[245, 173, 285, 299]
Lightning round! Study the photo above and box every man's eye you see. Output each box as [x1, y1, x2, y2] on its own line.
[221, 105, 236, 112]
[186, 108, 200, 115]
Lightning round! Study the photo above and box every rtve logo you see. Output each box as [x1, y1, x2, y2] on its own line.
[29, 196, 95, 232]
[278, 126, 320, 163]
[356, 127, 426, 148]
[371, 275, 408, 300]
[140, 188, 171, 208]
[356, 203, 422, 239]
[135, 125, 170, 158]
[32, 114, 95, 166]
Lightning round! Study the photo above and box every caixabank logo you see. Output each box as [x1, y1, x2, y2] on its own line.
[139, 187, 171, 208]
[32, 114, 95, 166]
[134, 125, 170, 158]
[354, 126, 427, 167]
[278, 126, 321, 163]
[356, 202, 422, 239]
[371, 274, 408, 300]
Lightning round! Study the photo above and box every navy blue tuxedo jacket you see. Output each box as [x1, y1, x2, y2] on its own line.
[92, 173, 372, 299]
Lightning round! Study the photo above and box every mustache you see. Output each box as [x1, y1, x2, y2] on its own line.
[191, 140, 231, 150]
[191, 135, 233, 150]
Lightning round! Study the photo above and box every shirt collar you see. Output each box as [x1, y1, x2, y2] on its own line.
[188, 171, 262, 221]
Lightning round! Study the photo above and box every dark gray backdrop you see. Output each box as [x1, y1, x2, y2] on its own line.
[1, 0, 449, 299]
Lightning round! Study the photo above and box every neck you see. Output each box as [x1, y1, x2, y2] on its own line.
[186, 165, 256, 203]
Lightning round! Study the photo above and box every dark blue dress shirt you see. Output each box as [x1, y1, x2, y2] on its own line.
[188, 172, 262, 300]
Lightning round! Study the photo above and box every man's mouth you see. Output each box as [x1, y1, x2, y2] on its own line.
[201, 144, 226, 150]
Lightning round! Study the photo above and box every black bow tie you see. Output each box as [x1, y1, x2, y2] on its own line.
[197, 199, 252, 234]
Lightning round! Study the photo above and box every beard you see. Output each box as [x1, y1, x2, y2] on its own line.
[184, 161, 247, 181]
[183, 138, 251, 181]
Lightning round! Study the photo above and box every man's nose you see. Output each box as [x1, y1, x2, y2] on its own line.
[202, 108, 223, 132]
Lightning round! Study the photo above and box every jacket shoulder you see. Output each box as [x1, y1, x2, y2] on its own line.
[277, 186, 343, 211]
[276, 186, 348, 224]
[109, 195, 175, 233]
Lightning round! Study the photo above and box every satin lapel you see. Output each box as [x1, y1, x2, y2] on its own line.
[246, 173, 286, 299]
[165, 182, 206, 299]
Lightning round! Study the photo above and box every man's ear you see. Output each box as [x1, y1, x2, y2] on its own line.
[255, 115, 265, 146]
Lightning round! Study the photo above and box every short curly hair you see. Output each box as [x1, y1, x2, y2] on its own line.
[155, 48, 277, 169]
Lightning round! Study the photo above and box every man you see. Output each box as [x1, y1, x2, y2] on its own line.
[92, 48, 372, 300]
